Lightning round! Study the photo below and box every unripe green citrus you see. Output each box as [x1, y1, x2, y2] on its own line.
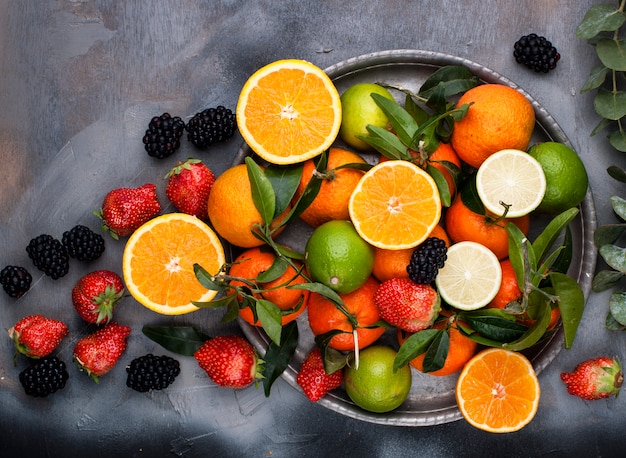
[527, 142, 589, 214]
[344, 345, 412, 413]
[339, 83, 395, 150]
[305, 220, 374, 294]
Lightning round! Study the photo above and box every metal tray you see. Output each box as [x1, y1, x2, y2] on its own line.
[236, 49, 598, 426]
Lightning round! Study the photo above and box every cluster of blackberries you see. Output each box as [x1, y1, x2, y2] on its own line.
[19, 355, 69, 397]
[142, 106, 236, 159]
[62, 224, 105, 262]
[126, 354, 181, 392]
[513, 34, 560, 73]
[407, 237, 448, 285]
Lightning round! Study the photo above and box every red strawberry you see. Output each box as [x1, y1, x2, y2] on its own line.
[94, 183, 161, 239]
[194, 335, 260, 389]
[560, 356, 623, 400]
[296, 347, 343, 402]
[374, 277, 440, 332]
[72, 270, 125, 325]
[165, 158, 215, 219]
[73, 322, 131, 382]
[8, 315, 68, 359]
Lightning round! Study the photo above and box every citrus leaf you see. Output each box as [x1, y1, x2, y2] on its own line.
[262, 321, 298, 397]
[594, 87, 626, 120]
[459, 175, 485, 215]
[142, 326, 210, 356]
[320, 346, 348, 374]
[531, 207, 579, 263]
[424, 81, 448, 113]
[592, 269, 625, 292]
[371, 92, 418, 146]
[264, 163, 302, 217]
[581, 64, 610, 93]
[394, 329, 440, 370]
[256, 299, 283, 346]
[501, 300, 551, 352]
[418, 65, 480, 99]
[246, 156, 276, 225]
[422, 329, 450, 373]
[576, 4, 626, 39]
[289, 151, 326, 220]
[463, 315, 528, 343]
[596, 38, 626, 71]
[255, 255, 289, 283]
[594, 224, 626, 247]
[427, 164, 451, 207]
[193, 263, 228, 291]
[360, 124, 409, 159]
[609, 130, 626, 152]
[551, 271, 585, 349]
[609, 291, 626, 326]
[404, 93, 430, 125]
[547, 226, 573, 275]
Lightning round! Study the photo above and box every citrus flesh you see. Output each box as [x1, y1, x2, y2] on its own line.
[455, 348, 540, 433]
[475, 149, 546, 218]
[343, 345, 412, 413]
[304, 220, 374, 294]
[435, 241, 502, 310]
[122, 213, 225, 315]
[339, 83, 395, 150]
[527, 141, 589, 214]
[236, 59, 341, 165]
[348, 160, 442, 250]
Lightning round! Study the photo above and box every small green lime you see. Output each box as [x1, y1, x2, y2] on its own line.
[344, 345, 412, 413]
[305, 220, 374, 294]
[339, 83, 395, 150]
[528, 142, 589, 214]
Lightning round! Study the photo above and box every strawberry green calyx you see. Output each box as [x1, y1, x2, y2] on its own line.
[164, 157, 202, 179]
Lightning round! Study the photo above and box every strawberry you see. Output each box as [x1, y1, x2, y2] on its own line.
[8, 315, 68, 359]
[296, 347, 343, 402]
[72, 270, 125, 325]
[94, 183, 161, 239]
[73, 322, 131, 382]
[373, 277, 440, 332]
[560, 356, 623, 401]
[194, 335, 261, 389]
[165, 158, 215, 219]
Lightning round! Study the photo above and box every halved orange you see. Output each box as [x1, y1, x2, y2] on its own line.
[236, 59, 342, 165]
[348, 160, 442, 250]
[122, 213, 225, 315]
[455, 348, 540, 433]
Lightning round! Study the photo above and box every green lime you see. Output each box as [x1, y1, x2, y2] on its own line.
[527, 142, 588, 214]
[339, 83, 395, 150]
[305, 220, 374, 294]
[344, 345, 412, 413]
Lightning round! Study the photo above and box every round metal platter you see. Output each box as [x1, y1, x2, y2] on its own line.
[235, 49, 597, 426]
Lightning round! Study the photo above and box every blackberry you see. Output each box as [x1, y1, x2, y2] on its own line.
[186, 106, 236, 148]
[407, 237, 448, 284]
[0, 265, 32, 298]
[513, 34, 560, 73]
[126, 354, 181, 392]
[62, 224, 105, 261]
[142, 112, 186, 159]
[26, 234, 70, 280]
[19, 355, 69, 397]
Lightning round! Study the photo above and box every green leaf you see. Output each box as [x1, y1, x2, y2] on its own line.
[592, 269, 625, 292]
[581, 64, 610, 93]
[289, 151, 326, 220]
[320, 346, 348, 374]
[194, 263, 228, 292]
[404, 93, 430, 125]
[371, 93, 418, 146]
[594, 88, 626, 120]
[608, 165, 626, 183]
[547, 226, 573, 275]
[596, 38, 626, 71]
[531, 208, 579, 262]
[264, 164, 302, 216]
[591, 117, 614, 136]
[360, 124, 410, 159]
[246, 157, 276, 225]
[422, 329, 450, 373]
[256, 299, 283, 346]
[419, 65, 480, 99]
[463, 315, 528, 343]
[502, 300, 552, 351]
[609, 130, 626, 152]
[576, 4, 626, 39]
[611, 195, 626, 220]
[459, 176, 485, 215]
[394, 329, 440, 370]
[427, 164, 451, 207]
[424, 81, 448, 113]
[255, 255, 289, 283]
[606, 310, 626, 331]
[609, 291, 626, 326]
[599, 244, 626, 272]
[506, 222, 536, 288]
[551, 271, 585, 349]
[594, 224, 626, 247]
[262, 321, 299, 397]
[142, 326, 210, 356]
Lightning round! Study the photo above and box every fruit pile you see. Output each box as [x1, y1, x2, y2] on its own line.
[1, 57, 617, 435]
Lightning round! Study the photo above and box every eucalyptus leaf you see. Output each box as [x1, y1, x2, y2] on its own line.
[246, 157, 276, 225]
[264, 164, 302, 216]
[596, 38, 626, 71]
[591, 117, 614, 136]
[142, 326, 211, 356]
[256, 299, 283, 346]
[605, 310, 626, 331]
[394, 329, 440, 370]
[581, 64, 610, 93]
[594, 224, 626, 247]
[592, 269, 625, 292]
[371, 93, 418, 145]
[576, 4, 626, 39]
[610, 195, 626, 218]
[608, 165, 626, 182]
[609, 130, 626, 152]
[551, 271, 585, 349]
[262, 321, 299, 397]
[609, 291, 626, 326]
[594, 87, 626, 120]
[599, 244, 626, 272]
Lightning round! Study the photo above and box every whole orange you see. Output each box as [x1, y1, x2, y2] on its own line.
[294, 147, 366, 228]
[227, 247, 308, 326]
[398, 313, 479, 377]
[444, 195, 530, 260]
[451, 84, 535, 169]
[207, 164, 289, 248]
[307, 275, 385, 351]
[372, 225, 450, 282]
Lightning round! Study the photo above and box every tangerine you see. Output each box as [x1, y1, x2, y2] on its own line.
[444, 195, 530, 260]
[451, 84, 535, 169]
[487, 259, 523, 309]
[306, 276, 385, 351]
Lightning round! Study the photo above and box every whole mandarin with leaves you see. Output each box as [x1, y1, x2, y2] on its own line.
[451, 84, 535, 169]
[207, 164, 289, 248]
[444, 195, 530, 260]
[307, 275, 385, 351]
[227, 247, 308, 326]
[293, 147, 366, 228]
